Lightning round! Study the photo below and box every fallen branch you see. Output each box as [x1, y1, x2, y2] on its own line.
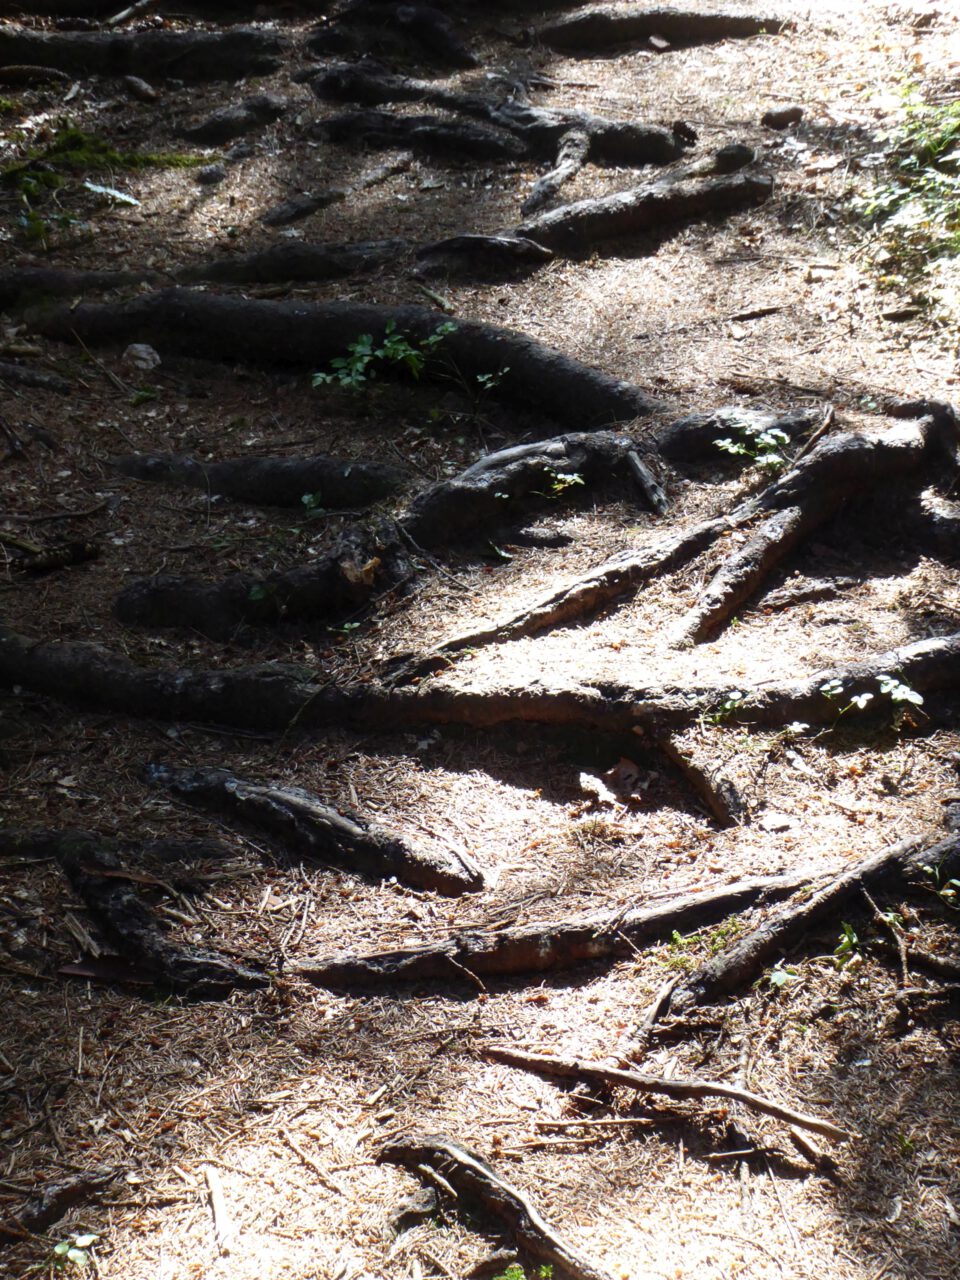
[293, 870, 818, 986]
[484, 1046, 850, 1142]
[146, 763, 484, 896]
[381, 1134, 614, 1280]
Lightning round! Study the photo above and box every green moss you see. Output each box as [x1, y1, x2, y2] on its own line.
[0, 96, 20, 114]
[2, 126, 207, 189]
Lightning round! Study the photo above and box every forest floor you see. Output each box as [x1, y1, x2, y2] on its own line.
[1, 2, 959, 1279]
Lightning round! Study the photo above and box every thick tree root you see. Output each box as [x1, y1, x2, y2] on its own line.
[648, 727, 745, 827]
[518, 167, 773, 252]
[484, 1047, 849, 1142]
[309, 3, 478, 68]
[3, 623, 960, 737]
[28, 289, 664, 427]
[293, 870, 818, 986]
[657, 834, 960, 1021]
[414, 233, 554, 278]
[524, 126, 590, 214]
[310, 65, 690, 180]
[381, 1135, 614, 1280]
[0, 24, 287, 80]
[655, 406, 820, 463]
[537, 8, 786, 55]
[4, 830, 267, 996]
[114, 432, 651, 636]
[0, 359, 71, 394]
[110, 451, 406, 509]
[314, 109, 527, 163]
[114, 521, 411, 638]
[178, 93, 288, 145]
[146, 764, 484, 895]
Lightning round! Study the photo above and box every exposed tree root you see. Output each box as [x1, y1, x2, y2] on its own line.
[178, 92, 288, 145]
[537, 8, 786, 55]
[114, 432, 653, 636]
[314, 109, 528, 162]
[484, 1047, 850, 1142]
[654, 406, 820, 463]
[0, 358, 71, 394]
[4, 830, 267, 996]
[655, 834, 960, 1022]
[3, 623, 960, 737]
[293, 870, 818, 986]
[381, 1135, 614, 1280]
[0, 266, 152, 311]
[3, 1171, 119, 1240]
[113, 521, 411, 638]
[518, 167, 773, 252]
[648, 727, 745, 827]
[0, 23, 286, 80]
[310, 3, 478, 68]
[146, 764, 484, 895]
[414, 233, 554, 277]
[110, 451, 406, 509]
[28, 289, 664, 427]
[524, 126, 591, 214]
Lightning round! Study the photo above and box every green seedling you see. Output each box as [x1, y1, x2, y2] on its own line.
[715, 423, 791, 472]
[312, 321, 457, 390]
[833, 921, 863, 969]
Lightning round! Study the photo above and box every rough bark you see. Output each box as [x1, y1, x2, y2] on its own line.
[293, 870, 819, 986]
[0, 24, 287, 80]
[538, 7, 786, 55]
[310, 3, 478, 68]
[27, 289, 665, 426]
[113, 521, 411, 638]
[381, 1135, 614, 1280]
[518, 168, 773, 252]
[20, 830, 267, 996]
[110, 451, 406, 509]
[314, 110, 527, 163]
[413, 233, 554, 277]
[662, 835, 960, 1018]
[0, 359, 72, 394]
[3, 623, 960, 737]
[146, 764, 484, 895]
[523, 126, 590, 214]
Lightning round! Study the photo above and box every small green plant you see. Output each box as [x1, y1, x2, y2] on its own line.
[855, 85, 960, 302]
[767, 960, 799, 991]
[312, 321, 457, 390]
[533, 467, 585, 500]
[715, 422, 791, 472]
[704, 689, 746, 725]
[493, 1266, 553, 1280]
[920, 859, 960, 906]
[833, 921, 863, 969]
[819, 674, 923, 725]
[50, 1234, 98, 1271]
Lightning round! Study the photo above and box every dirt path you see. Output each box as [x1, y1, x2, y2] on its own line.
[1, 3, 959, 1279]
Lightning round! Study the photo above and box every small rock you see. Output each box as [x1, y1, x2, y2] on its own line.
[123, 344, 161, 370]
[123, 75, 157, 103]
[224, 142, 255, 163]
[196, 164, 227, 186]
[761, 105, 804, 130]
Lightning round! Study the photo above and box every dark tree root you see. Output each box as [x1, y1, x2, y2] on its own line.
[0, 358, 71, 394]
[537, 8, 787, 55]
[146, 764, 484, 896]
[2, 1171, 119, 1241]
[0, 240, 411, 304]
[114, 520, 412, 638]
[309, 3, 478, 69]
[0, 24, 287, 80]
[310, 64, 691, 200]
[110, 450, 406, 509]
[381, 1135, 614, 1280]
[178, 93, 288, 146]
[655, 406, 820, 463]
[293, 870, 818, 986]
[648, 834, 960, 1025]
[260, 154, 413, 228]
[518, 166, 773, 252]
[403, 413, 951, 671]
[414, 234, 554, 278]
[3, 623, 960, 737]
[4, 829, 267, 996]
[28, 289, 664, 427]
[647, 727, 745, 827]
[313, 109, 528, 163]
[484, 1047, 849, 1142]
[114, 432, 658, 637]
